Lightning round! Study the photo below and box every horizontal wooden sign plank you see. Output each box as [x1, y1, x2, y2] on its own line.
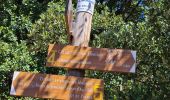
[10, 71, 104, 100]
[46, 44, 136, 73]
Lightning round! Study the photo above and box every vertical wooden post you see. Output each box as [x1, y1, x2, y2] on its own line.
[65, 0, 73, 35]
[65, 0, 73, 43]
[65, 0, 95, 77]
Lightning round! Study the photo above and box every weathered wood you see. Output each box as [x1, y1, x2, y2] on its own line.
[72, 13, 92, 46]
[10, 71, 104, 100]
[67, 0, 92, 77]
[46, 44, 136, 73]
[65, 0, 74, 43]
[65, 0, 73, 35]
[67, 12, 93, 77]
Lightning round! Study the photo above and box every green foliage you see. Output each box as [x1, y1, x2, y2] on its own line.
[0, 0, 169, 100]
[90, 1, 170, 99]
[0, 31, 37, 99]
[28, 1, 67, 52]
[0, 41, 35, 71]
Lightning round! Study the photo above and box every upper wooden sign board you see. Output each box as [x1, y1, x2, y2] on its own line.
[10, 71, 103, 100]
[46, 44, 136, 73]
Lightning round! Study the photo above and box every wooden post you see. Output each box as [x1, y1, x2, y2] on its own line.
[65, 0, 73, 43]
[65, 0, 95, 77]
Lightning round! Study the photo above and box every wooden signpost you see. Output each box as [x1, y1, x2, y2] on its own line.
[46, 44, 136, 73]
[10, 71, 103, 100]
[65, 0, 96, 77]
[10, 0, 137, 99]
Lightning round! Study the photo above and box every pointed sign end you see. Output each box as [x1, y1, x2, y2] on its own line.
[10, 84, 16, 95]
[13, 71, 20, 81]
[10, 71, 20, 95]
[130, 63, 136, 73]
[131, 51, 136, 61]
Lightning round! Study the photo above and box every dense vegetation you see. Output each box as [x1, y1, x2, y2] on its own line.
[0, 0, 169, 99]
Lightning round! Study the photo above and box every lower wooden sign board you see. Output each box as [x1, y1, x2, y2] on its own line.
[46, 44, 136, 73]
[10, 71, 104, 100]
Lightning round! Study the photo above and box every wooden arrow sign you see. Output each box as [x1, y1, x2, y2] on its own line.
[10, 71, 104, 100]
[46, 44, 136, 73]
